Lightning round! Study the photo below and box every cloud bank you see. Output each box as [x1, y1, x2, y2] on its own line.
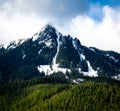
[61, 6, 120, 52]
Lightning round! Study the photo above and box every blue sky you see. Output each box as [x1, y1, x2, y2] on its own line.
[0, 0, 120, 52]
[90, 0, 120, 7]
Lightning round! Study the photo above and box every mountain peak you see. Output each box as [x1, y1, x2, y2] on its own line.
[32, 24, 58, 41]
[41, 24, 55, 31]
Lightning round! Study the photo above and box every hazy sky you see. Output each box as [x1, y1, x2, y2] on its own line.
[0, 0, 120, 52]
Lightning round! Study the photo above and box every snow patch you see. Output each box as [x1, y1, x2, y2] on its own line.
[38, 49, 42, 54]
[22, 54, 26, 59]
[105, 54, 118, 63]
[112, 74, 120, 81]
[106, 54, 110, 56]
[72, 39, 77, 50]
[37, 65, 70, 77]
[37, 65, 52, 76]
[90, 48, 95, 52]
[32, 33, 39, 41]
[38, 38, 52, 48]
[97, 67, 100, 70]
[45, 40, 52, 47]
[109, 56, 118, 63]
[80, 54, 86, 61]
[73, 78, 84, 84]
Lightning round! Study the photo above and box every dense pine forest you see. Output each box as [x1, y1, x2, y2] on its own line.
[0, 79, 120, 111]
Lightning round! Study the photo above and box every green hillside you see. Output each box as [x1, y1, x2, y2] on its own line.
[0, 81, 120, 111]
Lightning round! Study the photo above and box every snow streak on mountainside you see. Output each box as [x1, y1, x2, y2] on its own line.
[72, 39, 81, 64]
[72, 39, 98, 77]
[80, 54, 98, 77]
[52, 31, 61, 68]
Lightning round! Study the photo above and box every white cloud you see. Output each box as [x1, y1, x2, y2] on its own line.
[59, 6, 120, 53]
[0, 12, 48, 45]
[0, 1, 120, 53]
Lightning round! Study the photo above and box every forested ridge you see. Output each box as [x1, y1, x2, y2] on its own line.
[0, 80, 120, 111]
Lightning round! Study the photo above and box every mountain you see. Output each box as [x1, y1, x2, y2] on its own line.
[0, 24, 120, 83]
